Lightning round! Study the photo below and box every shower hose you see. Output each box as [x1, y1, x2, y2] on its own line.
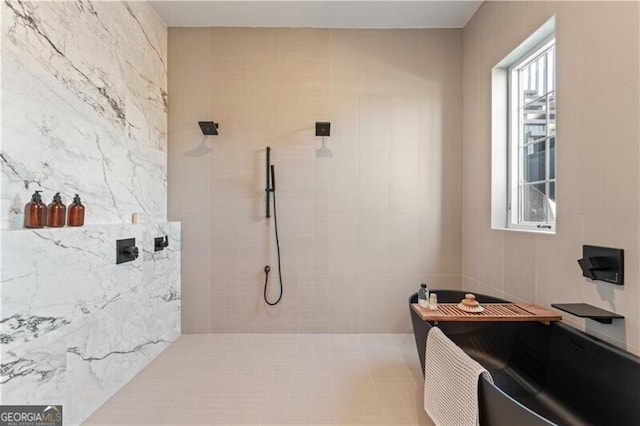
[263, 188, 283, 306]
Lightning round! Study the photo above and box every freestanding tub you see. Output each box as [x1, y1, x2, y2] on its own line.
[409, 290, 640, 426]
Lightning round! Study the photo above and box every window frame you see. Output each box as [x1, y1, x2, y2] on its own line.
[506, 36, 556, 233]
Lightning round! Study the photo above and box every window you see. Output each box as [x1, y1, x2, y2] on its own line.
[508, 38, 556, 231]
[491, 17, 556, 234]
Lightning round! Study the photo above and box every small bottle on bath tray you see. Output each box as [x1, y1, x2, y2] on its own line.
[418, 283, 429, 308]
[429, 293, 438, 311]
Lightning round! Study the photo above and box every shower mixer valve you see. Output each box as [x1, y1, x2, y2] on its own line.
[116, 238, 139, 264]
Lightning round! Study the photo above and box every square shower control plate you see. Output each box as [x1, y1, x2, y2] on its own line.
[116, 238, 137, 264]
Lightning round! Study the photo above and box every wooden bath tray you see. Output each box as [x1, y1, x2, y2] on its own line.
[412, 303, 561, 324]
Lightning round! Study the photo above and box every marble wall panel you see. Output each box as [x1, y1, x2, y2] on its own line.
[1, 0, 168, 229]
[0, 222, 181, 425]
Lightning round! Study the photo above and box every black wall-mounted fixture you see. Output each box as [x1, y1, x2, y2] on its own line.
[315, 122, 330, 137]
[552, 303, 624, 324]
[116, 238, 139, 264]
[315, 122, 332, 158]
[198, 121, 219, 136]
[265, 147, 274, 218]
[578, 245, 624, 285]
[154, 236, 169, 252]
[263, 146, 284, 306]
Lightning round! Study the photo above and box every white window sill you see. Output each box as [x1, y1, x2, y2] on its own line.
[492, 225, 556, 235]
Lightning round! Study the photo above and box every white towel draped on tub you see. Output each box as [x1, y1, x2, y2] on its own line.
[423, 327, 493, 426]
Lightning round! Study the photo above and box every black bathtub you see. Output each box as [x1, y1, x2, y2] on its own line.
[409, 290, 640, 426]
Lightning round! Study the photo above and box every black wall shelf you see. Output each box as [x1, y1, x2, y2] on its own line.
[552, 303, 624, 324]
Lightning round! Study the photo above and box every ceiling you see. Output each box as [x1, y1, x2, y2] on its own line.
[150, 1, 483, 28]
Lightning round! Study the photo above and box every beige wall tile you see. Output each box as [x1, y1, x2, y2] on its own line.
[581, 82, 640, 215]
[555, 107, 584, 215]
[390, 156, 420, 215]
[555, 2, 586, 108]
[582, 2, 640, 101]
[461, 214, 479, 278]
[418, 213, 446, 275]
[461, 275, 479, 293]
[477, 215, 505, 292]
[462, 1, 640, 354]
[169, 28, 463, 333]
[503, 232, 536, 302]
[389, 214, 422, 275]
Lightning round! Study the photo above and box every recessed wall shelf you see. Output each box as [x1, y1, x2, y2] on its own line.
[551, 303, 624, 324]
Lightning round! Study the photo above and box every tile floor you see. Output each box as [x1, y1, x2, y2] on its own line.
[84, 334, 435, 425]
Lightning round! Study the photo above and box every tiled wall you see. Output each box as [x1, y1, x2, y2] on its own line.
[462, 2, 640, 354]
[1, 2, 179, 423]
[1, 1, 168, 228]
[1, 223, 181, 425]
[169, 28, 462, 333]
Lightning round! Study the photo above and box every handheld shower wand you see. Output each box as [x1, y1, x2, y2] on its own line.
[264, 147, 283, 306]
[266, 147, 272, 218]
[270, 165, 275, 192]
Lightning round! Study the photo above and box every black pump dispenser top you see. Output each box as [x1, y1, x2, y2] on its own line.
[421, 283, 427, 288]
[73, 194, 82, 205]
[53, 192, 62, 203]
[32, 190, 43, 202]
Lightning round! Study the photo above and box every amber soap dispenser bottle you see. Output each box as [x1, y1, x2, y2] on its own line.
[24, 190, 47, 228]
[47, 192, 66, 227]
[67, 194, 85, 226]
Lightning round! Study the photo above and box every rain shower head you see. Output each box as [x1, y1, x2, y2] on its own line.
[315, 122, 330, 137]
[198, 121, 219, 135]
[315, 122, 332, 158]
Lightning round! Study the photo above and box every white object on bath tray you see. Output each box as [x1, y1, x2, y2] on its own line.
[457, 293, 484, 313]
[424, 327, 493, 426]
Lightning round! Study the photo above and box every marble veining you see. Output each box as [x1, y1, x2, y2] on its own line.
[67, 339, 169, 363]
[1, 0, 168, 229]
[0, 222, 181, 425]
[1, 1, 174, 423]
[0, 314, 71, 344]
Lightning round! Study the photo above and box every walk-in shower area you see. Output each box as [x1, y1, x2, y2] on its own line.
[168, 27, 462, 334]
[4, 1, 639, 425]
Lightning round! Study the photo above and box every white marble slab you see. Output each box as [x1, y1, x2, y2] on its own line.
[1, 0, 168, 229]
[0, 222, 181, 425]
[1, 2, 173, 422]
